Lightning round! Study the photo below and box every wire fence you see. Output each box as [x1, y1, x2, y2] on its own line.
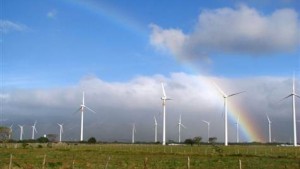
[0, 143, 300, 169]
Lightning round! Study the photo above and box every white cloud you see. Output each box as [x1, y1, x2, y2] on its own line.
[2, 73, 298, 143]
[150, 5, 300, 60]
[149, 24, 188, 57]
[47, 9, 57, 19]
[0, 20, 28, 34]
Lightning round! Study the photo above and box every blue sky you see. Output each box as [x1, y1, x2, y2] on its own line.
[2, 0, 299, 88]
[1, 0, 300, 142]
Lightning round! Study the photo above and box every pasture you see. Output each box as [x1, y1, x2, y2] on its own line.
[0, 143, 300, 169]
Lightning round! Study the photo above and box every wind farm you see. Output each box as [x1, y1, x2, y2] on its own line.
[1, 0, 300, 168]
[2, 77, 298, 144]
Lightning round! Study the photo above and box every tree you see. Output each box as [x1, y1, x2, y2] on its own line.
[0, 126, 10, 142]
[209, 137, 217, 143]
[46, 134, 57, 142]
[87, 137, 97, 144]
[193, 136, 202, 146]
[37, 137, 49, 143]
[184, 138, 194, 146]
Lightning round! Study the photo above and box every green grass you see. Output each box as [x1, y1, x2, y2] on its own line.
[0, 143, 300, 168]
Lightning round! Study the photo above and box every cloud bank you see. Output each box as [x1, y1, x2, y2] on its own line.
[0, 20, 28, 34]
[150, 5, 300, 60]
[2, 73, 298, 143]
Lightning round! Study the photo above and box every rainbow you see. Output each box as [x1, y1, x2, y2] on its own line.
[61, 0, 265, 143]
[62, 0, 147, 36]
[199, 76, 265, 143]
[227, 100, 264, 142]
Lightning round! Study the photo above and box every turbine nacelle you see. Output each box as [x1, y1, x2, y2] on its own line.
[202, 120, 210, 125]
[161, 83, 172, 101]
[153, 116, 157, 126]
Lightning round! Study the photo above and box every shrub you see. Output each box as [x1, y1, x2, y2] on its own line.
[88, 137, 97, 144]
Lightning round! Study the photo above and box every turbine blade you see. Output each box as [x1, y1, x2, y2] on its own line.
[82, 91, 85, 106]
[157, 112, 162, 117]
[295, 94, 300, 99]
[202, 120, 209, 124]
[85, 106, 96, 113]
[181, 124, 187, 129]
[266, 113, 270, 123]
[280, 94, 293, 101]
[293, 73, 295, 93]
[73, 107, 81, 115]
[161, 83, 166, 97]
[212, 82, 227, 97]
[228, 91, 245, 97]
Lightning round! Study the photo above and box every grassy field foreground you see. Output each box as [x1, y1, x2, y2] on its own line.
[0, 143, 300, 169]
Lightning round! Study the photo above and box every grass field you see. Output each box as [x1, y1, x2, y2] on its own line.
[0, 143, 300, 169]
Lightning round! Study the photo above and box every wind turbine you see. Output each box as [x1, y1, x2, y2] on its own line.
[154, 116, 158, 143]
[281, 75, 300, 146]
[58, 123, 63, 142]
[31, 121, 37, 140]
[161, 83, 171, 145]
[132, 123, 136, 144]
[74, 91, 96, 141]
[235, 115, 240, 143]
[18, 125, 24, 141]
[266, 113, 272, 143]
[9, 124, 13, 140]
[177, 114, 186, 143]
[213, 82, 245, 146]
[202, 120, 210, 143]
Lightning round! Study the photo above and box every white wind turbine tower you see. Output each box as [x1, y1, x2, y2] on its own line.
[74, 91, 96, 141]
[202, 120, 210, 143]
[18, 125, 24, 141]
[213, 82, 245, 146]
[132, 123, 136, 144]
[154, 116, 158, 143]
[266, 113, 272, 143]
[235, 115, 240, 143]
[31, 121, 37, 140]
[160, 83, 172, 145]
[177, 114, 186, 143]
[281, 75, 299, 146]
[9, 124, 13, 140]
[58, 123, 63, 142]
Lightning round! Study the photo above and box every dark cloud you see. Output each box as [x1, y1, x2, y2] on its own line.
[1, 73, 299, 143]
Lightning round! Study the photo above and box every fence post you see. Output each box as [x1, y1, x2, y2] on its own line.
[9, 154, 12, 169]
[144, 157, 148, 169]
[239, 159, 242, 169]
[187, 156, 190, 169]
[42, 154, 46, 169]
[105, 156, 111, 169]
